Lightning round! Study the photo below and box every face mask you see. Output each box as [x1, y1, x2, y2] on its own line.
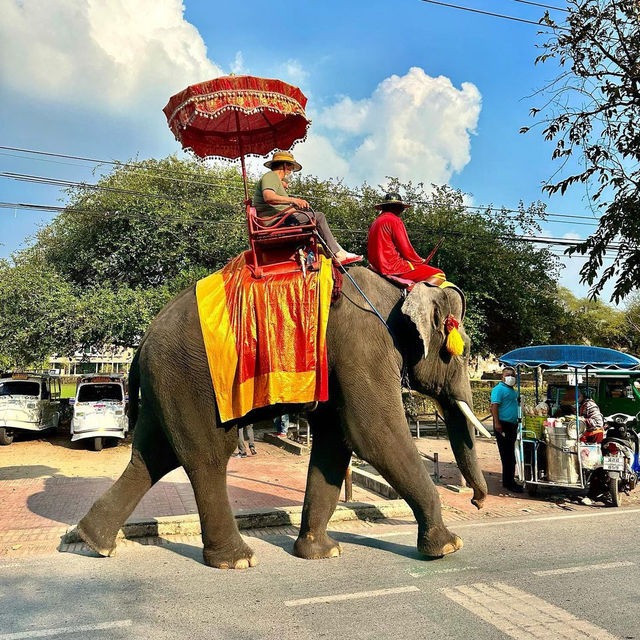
[504, 376, 516, 387]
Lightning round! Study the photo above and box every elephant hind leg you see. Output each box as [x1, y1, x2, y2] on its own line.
[76, 414, 179, 557]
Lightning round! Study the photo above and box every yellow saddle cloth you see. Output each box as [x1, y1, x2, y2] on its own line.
[196, 251, 333, 423]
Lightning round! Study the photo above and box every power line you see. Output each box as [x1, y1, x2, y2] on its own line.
[419, 0, 544, 26]
[0, 200, 622, 253]
[506, 0, 568, 12]
[0, 158, 601, 227]
[0, 144, 603, 223]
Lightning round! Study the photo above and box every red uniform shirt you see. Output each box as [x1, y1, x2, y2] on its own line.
[367, 211, 423, 275]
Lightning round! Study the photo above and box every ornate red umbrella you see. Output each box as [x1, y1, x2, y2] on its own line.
[163, 75, 310, 199]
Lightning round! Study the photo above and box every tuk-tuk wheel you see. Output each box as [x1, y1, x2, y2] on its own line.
[526, 483, 538, 497]
[608, 475, 621, 507]
[0, 427, 14, 445]
[92, 437, 103, 452]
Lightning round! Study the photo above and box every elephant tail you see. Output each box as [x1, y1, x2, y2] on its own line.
[127, 349, 140, 431]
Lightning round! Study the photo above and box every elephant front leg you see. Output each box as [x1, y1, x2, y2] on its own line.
[344, 391, 462, 558]
[294, 406, 352, 560]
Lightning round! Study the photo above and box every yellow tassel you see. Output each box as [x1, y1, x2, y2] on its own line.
[446, 326, 464, 356]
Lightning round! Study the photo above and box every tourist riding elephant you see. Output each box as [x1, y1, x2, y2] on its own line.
[76, 266, 488, 568]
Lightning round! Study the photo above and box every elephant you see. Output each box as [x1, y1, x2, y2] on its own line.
[75, 266, 488, 569]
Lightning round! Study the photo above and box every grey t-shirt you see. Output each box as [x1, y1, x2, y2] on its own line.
[253, 171, 288, 218]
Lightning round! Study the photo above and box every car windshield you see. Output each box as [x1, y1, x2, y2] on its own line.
[0, 381, 41, 397]
[77, 384, 123, 403]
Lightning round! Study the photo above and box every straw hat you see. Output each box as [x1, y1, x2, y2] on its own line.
[264, 150, 302, 172]
[374, 192, 411, 210]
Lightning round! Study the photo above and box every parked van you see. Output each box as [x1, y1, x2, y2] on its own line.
[70, 374, 128, 451]
[0, 371, 62, 445]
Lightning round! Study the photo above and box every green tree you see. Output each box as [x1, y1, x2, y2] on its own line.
[552, 287, 632, 350]
[0, 157, 574, 363]
[35, 156, 248, 289]
[0, 254, 76, 366]
[524, 0, 640, 302]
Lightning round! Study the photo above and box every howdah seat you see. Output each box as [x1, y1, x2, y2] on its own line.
[246, 200, 320, 277]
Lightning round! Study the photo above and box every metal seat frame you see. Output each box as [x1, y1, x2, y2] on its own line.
[246, 200, 319, 278]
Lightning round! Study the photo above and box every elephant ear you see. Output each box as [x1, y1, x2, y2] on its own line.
[440, 283, 466, 320]
[401, 283, 439, 359]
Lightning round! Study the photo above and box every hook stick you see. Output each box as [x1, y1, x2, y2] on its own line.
[314, 232, 390, 331]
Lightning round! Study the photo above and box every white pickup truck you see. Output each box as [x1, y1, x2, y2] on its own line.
[0, 372, 62, 445]
[70, 374, 128, 451]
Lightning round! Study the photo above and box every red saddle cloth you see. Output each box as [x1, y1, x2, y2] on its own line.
[196, 251, 334, 423]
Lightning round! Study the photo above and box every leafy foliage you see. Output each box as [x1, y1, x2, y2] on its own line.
[551, 287, 634, 350]
[0, 156, 627, 365]
[525, 0, 640, 302]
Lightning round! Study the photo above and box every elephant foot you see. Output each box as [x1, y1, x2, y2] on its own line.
[293, 532, 342, 560]
[471, 489, 486, 510]
[418, 525, 463, 558]
[74, 520, 117, 557]
[203, 541, 258, 570]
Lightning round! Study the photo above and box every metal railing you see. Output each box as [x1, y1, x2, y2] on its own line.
[409, 412, 493, 438]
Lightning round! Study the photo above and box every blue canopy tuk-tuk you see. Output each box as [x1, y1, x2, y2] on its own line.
[498, 345, 640, 502]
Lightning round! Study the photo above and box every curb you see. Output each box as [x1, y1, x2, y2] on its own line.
[63, 500, 413, 543]
[351, 467, 400, 500]
[262, 432, 310, 455]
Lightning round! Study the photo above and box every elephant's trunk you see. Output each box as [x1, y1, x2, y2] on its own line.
[438, 395, 488, 510]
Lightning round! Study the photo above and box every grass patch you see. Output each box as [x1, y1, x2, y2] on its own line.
[61, 383, 76, 398]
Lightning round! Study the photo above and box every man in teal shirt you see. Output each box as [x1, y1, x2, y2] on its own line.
[490, 367, 522, 493]
[253, 151, 361, 263]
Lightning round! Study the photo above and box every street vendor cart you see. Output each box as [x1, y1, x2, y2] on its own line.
[499, 345, 640, 505]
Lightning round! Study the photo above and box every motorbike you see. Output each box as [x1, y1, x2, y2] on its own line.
[590, 413, 640, 507]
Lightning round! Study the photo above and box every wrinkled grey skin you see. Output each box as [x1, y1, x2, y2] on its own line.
[77, 267, 487, 568]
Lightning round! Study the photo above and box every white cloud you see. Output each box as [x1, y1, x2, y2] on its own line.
[230, 51, 246, 75]
[292, 134, 349, 179]
[316, 67, 481, 186]
[279, 59, 309, 86]
[0, 0, 223, 112]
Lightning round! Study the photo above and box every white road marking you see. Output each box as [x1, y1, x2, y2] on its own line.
[284, 585, 420, 607]
[409, 566, 478, 577]
[534, 560, 634, 576]
[454, 506, 640, 529]
[285, 530, 415, 541]
[288, 507, 640, 542]
[354, 530, 415, 539]
[0, 620, 132, 640]
[442, 582, 619, 639]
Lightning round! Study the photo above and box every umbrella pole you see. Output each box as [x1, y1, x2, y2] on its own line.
[235, 111, 249, 201]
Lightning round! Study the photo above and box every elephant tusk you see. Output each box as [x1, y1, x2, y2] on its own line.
[455, 400, 493, 439]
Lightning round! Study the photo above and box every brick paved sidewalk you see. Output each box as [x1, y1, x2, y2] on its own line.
[0, 430, 380, 556]
[1, 431, 637, 558]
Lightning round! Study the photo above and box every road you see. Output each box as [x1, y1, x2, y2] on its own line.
[1, 508, 639, 640]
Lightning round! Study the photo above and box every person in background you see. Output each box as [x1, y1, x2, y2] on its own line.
[367, 192, 446, 284]
[273, 414, 289, 437]
[234, 424, 256, 458]
[577, 390, 604, 441]
[490, 367, 523, 493]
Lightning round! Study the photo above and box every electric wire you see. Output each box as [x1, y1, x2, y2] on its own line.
[506, 0, 569, 12]
[419, 0, 545, 26]
[0, 201, 622, 253]
[0, 145, 602, 222]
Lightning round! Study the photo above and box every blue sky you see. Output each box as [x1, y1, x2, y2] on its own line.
[0, 0, 615, 301]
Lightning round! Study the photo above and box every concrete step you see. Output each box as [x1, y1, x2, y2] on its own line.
[262, 432, 310, 455]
